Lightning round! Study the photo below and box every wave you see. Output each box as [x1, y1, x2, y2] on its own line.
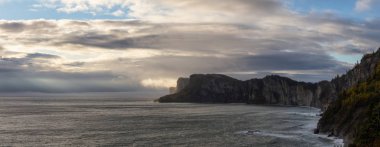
[235, 130, 296, 139]
[237, 129, 344, 147]
[285, 112, 319, 117]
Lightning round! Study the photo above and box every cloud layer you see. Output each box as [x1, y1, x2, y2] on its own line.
[0, 0, 379, 93]
[38, 0, 289, 23]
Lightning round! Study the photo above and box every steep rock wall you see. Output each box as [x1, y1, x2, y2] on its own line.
[159, 48, 380, 109]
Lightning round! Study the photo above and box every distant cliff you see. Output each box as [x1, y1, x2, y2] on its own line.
[159, 74, 333, 108]
[159, 48, 380, 109]
[160, 74, 246, 103]
[158, 48, 380, 146]
[176, 77, 189, 93]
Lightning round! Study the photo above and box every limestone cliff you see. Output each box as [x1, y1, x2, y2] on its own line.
[159, 48, 380, 109]
[245, 76, 322, 107]
[159, 74, 335, 107]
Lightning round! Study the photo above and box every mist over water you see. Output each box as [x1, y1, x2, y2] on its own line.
[0, 96, 340, 146]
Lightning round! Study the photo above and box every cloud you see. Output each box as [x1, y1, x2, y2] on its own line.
[64, 61, 85, 67]
[26, 53, 61, 59]
[39, 0, 289, 23]
[0, 53, 142, 92]
[111, 10, 126, 17]
[0, 22, 26, 32]
[239, 52, 343, 71]
[0, 1, 379, 92]
[355, 0, 380, 11]
[0, 20, 57, 33]
[141, 78, 177, 89]
[0, 18, 378, 92]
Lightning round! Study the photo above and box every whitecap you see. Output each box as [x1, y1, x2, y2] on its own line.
[285, 112, 319, 117]
[236, 130, 296, 139]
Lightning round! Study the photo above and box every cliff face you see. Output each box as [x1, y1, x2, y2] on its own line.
[159, 48, 380, 109]
[159, 74, 247, 103]
[317, 59, 380, 146]
[331, 50, 380, 93]
[176, 77, 189, 93]
[245, 76, 320, 106]
[160, 74, 336, 108]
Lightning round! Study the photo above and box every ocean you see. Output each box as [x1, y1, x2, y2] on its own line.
[0, 95, 343, 146]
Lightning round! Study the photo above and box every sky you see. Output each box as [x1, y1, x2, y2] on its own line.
[0, 0, 379, 93]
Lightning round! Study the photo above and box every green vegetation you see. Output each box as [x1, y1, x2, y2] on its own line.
[355, 103, 380, 146]
[321, 61, 380, 146]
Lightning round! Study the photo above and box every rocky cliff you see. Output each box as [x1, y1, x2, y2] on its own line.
[159, 48, 380, 146]
[159, 74, 247, 103]
[245, 76, 328, 107]
[317, 57, 380, 146]
[159, 74, 334, 107]
[331, 50, 380, 92]
[159, 48, 380, 109]
[176, 77, 189, 93]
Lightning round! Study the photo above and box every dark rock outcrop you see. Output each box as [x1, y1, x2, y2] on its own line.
[159, 48, 380, 109]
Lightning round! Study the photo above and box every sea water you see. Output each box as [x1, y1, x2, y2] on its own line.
[0, 95, 343, 146]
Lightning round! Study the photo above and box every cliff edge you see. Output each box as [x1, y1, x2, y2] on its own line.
[159, 48, 380, 109]
[317, 50, 380, 146]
